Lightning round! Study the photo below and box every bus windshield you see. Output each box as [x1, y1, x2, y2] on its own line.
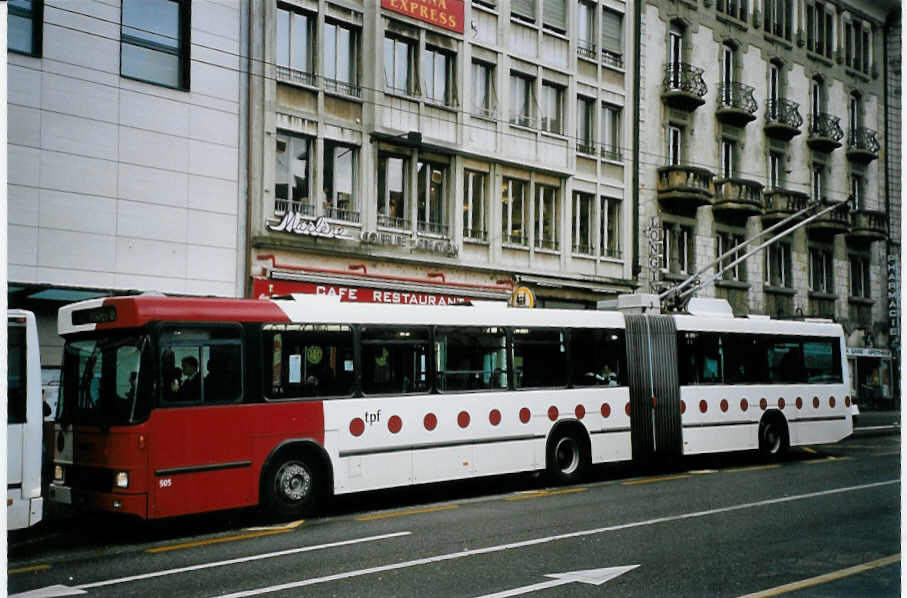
[59, 334, 152, 426]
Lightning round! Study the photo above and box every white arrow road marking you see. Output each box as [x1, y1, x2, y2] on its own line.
[472, 565, 640, 598]
[211, 480, 897, 598]
[9, 585, 87, 598]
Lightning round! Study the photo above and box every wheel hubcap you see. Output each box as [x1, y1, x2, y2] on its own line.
[277, 463, 311, 502]
[555, 437, 580, 474]
[765, 426, 781, 453]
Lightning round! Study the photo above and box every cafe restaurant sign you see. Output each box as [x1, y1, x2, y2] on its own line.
[381, 0, 464, 33]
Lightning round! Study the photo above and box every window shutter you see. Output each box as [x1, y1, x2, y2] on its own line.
[512, 0, 536, 21]
[601, 9, 623, 53]
[543, 0, 566, 31]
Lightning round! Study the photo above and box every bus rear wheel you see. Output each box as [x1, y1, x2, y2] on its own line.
[263, 456, 320, 521]
[759, 416, 789, 460]
[546, 431, 588, 485]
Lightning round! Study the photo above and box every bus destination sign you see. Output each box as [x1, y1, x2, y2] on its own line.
[381, 0, 464, 33]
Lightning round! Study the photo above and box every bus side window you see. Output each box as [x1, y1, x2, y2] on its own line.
[512, 329, 567, 389]
[570, 328, 624, 387]
[436, 327, 507, 391]
[767, 340, 805, 383]
[360, 327, 430, 395]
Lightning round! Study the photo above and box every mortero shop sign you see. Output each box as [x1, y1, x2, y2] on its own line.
[382, 0, 464, 33]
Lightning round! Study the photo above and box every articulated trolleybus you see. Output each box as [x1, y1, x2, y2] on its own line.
[49, 294, 851, 520]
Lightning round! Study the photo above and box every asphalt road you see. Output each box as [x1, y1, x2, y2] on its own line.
[8, 431, 900, 598]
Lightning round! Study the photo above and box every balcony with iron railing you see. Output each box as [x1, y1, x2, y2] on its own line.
[276, 66, 318, 88]
[846, 127, 880, 163]
[848, 208, 887, 243]
[535, 238, 560, 252]
[661, 63, 708, 110]
[324, 77, 361, 98]
[600, 143, 622, 162]
[712, 177, 764, 218]
[716, 82, 758, 126]
[577, 39, 597, 61]
[764, 99, 803, 140]
[274, 199, 316, 217]
[656, 164, 715, 212]
[807, 113, 844, 153]
[377, 215, 411, 230]
[806, 199, 850, 237]
[324, 206, 360, 223]
[418, 221, 450, 237]
[464, 228, 488, 242]
[761, 188, 810, 226]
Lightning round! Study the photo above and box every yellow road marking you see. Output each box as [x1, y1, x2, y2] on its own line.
[356, 504, 458, 521]
[805, 456, 852, 465]
[622, 474, 690, 486]
[725, 464, 782, 473]
[801, 447, 817, 454]
[245, 519, 305, 532]
[873, 450, 901, 456]
[147, 529, 292, 553]
[737, 554, 900, 598]
[504, 487, 588, 501]
[8, 564, 50, 575]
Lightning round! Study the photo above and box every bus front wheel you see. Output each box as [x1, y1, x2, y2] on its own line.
[546, 431, 588, 485]
[263, 456, 320, 520]
[758, 416, 789, 459]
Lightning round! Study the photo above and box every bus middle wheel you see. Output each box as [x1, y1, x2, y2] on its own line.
[546, 430, 588, 485]
[759, 415, 789, 460]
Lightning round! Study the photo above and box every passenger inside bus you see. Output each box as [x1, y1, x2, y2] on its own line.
[179, 356, 201, 401]
[161, 349, 182, 401]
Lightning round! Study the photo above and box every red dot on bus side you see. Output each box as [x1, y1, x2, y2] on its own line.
[601, 403, 611, 418]
[796, 397, 803, 409]
[519, 407, 531, 423]
[740, 398, 748, 411]
[829, 396, 836, 408]
[458, 411, 471, 428]
[575, 405, 586, 419]
[350, 418, 365, 437]
[760, 398, 768, 411]
[424, 413, 437, 431]
[680, 400, 686, 414]
[699, 400, 708, 413]
[845, 396, 851, 408]
[813, 396, 820, 408]
[489, 409, 502, 426]
[548, 406, 559, 421]
[778, 397, 785, 409]
[625, 403, 631, 416]
[720, 399, 728, 412]
[388, 415, 402, 434]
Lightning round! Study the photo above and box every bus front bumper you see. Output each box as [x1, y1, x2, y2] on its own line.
[49, 484, 147, 517]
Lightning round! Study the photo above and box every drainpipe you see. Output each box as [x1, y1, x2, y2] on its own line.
[244, 0, 254, 298]
[632, 0, 643, 282]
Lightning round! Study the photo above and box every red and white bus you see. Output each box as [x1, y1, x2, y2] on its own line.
[49, 294, 852, 520]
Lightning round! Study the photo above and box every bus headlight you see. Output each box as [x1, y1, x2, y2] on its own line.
[54, 465, 65, 484]
[115, 471, 129, 489]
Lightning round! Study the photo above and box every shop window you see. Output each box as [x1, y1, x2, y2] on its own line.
[512, 328, 566, 388]
[435, 327, 508, 391]
[360, 327, 430, 395]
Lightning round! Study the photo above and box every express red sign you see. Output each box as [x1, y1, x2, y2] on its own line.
[252, 278, 469, 306]
[381, 0, 464, 33]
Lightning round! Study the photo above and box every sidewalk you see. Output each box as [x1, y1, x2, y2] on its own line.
[853, 409, 901, 434]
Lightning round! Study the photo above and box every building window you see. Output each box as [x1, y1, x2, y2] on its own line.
[601, 104, 622, 161]
[717, 0, 747, 21]
[768, 152, 783, 189]
[324, 21, 359, 96]
[577, 97, 595, 154]
[422, 47, 453, 106]
[849, 92, 863, 133]
[601, 196, 621, 258]
[378, 154, 409, 229]
[535, 185, 559, 251]
[509, 72, 535, 127]
[539, 82, 563, 134]
[662, 223, 694, 274]
[845, 20, 870, 74]
[721, 43, 735, 101]
[811, 77, 825, 117]
[720, 139, 736, 179]
[323, 141, 358, 222]
[809, 247, 834, 293]
[9, 0, 42, 56]
[577, 1, 596, 59]
[471, 60, 496, 118]
[812, 166, 824, 202]
[464, 171, 487, 241]
[850, 175, 864, 210]
[275, 133, 313, 216]
[502, 178, 528, 246]
[417, 161, 448, 235]
[667, 24, 684, 88]
[765, 242, 792, 288]
[807, 2, 834, 59]
[384, 35, 415, 95]
[601, 8, 623, 68]
[850, 255, 871, 298]
[717, 232, 746, 281]
[511, 0, 536, 22]
[277, 5, 315, 85]
[543, 0, 566, 32]
[572, 192, 594, 255]
[768, 61, 782, 108]
[764, 0, 792, 40]
[121, 0, 189, 89]
[668, 125, 683, 165]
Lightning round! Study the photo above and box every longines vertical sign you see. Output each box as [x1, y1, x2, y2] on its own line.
[381, 0, 465, 33]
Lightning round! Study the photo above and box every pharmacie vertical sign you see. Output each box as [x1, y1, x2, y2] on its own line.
[888, 253, 900, 352]
[381, 0, 465, 33]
